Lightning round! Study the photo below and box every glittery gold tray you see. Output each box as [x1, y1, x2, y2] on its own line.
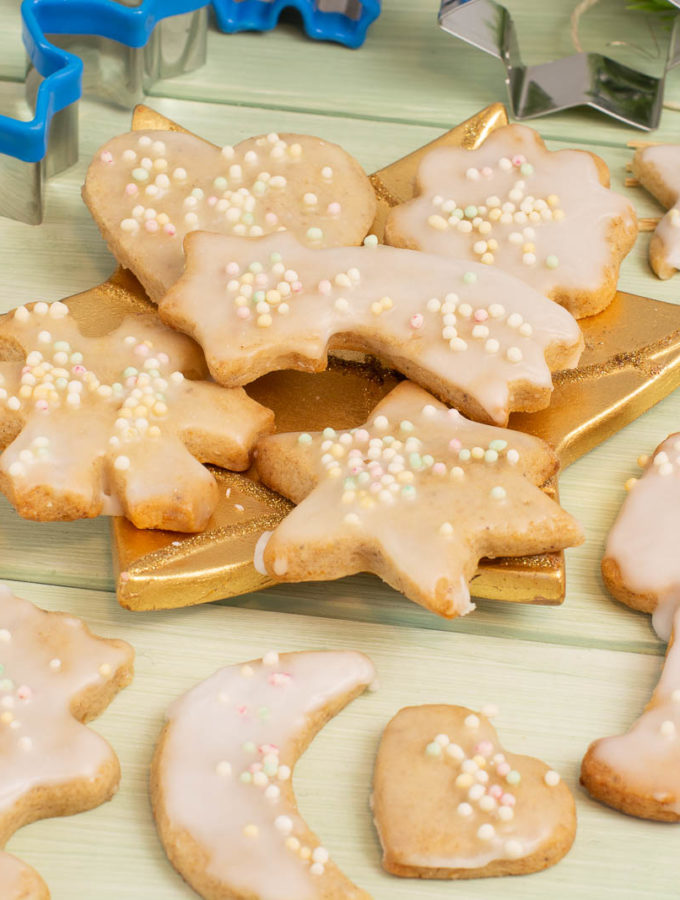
[11, 103, 680, 613]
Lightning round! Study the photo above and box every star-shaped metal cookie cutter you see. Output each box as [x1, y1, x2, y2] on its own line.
[439, 0, 680, 131]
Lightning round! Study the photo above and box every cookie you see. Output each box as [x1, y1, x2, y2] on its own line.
[0, 586, 134, 899]
[83, 130, 377, 302]
[632, 145, 680, 279]
[255, 381, 583, 619]
[601, 433, 680, 640]
[160, 230, 583, 426]
[384, 124, 637, 318]
[0, 300, 273, 531]
[0, 855, 48, 900]
[372, 704, 575, 878]
[581, 606, 680, 822]
[151, 650, 375, 900]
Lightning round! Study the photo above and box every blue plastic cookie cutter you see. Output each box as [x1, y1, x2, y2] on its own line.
[213, 0, 381, 48]
[1, 0, 381, 224]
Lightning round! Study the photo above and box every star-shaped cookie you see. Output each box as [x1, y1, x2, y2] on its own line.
[160, 230, 583, 426]
[0, 587, 133, 899]
[632, 145, 680, 280]
[255, 381, 583, 618]
[384, 124, 638, 318]
[83, 129, 377, 302]
[0, 301, 273, 531]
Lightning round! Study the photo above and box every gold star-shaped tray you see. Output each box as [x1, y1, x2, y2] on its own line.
[9, 103, 680, 612]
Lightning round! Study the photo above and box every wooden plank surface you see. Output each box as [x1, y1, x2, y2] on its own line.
[7, 582, 679, 900]
[0, 0, 679, 897]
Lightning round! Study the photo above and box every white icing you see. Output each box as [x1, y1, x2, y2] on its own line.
[605, 434, 680, 624]
[258, 382, 582, 619]
[85, 130, 376, 301]
[0, 305, 273, 529]
[0, 587, 132, 895]
[385, 124, 636, 313]
[162, 230, 583, 426]
[589, 607, 680, 815]
[253, 530, 273, 576]
[157, 650, 375, 900]
[634, 145, 680, 277]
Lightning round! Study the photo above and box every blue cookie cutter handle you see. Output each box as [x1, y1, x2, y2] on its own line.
[213, 0, 381, 49]
[3, 0, 206, 163]
[1, 0, 381, 164]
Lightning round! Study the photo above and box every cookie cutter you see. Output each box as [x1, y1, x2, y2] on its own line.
[438, 0, 680, 131]
[212, 0, 381, 48]
[2, 0, 380, 227]
[0, 0, 209, 225]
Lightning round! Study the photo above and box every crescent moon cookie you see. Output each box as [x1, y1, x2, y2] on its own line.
[632, 145, 680, 279]
[372, 705, 576, 878]
[581, 606, 680, 822]
[0, 586, 134, 899]
[384, 124, 638, 318]
[601, 433, 680, 640]
[83, 130, 377, 302]
[255, 381, 584, 619]
[0, 301, 274, 531]
[151, 650, 376, 900]
[160, 230, 584, 426]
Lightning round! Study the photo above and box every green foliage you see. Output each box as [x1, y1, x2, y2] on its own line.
[626, 0, 678, 19]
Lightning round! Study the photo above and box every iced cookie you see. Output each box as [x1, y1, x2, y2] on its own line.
[372, 705, 575, 878]
[0, 301, 274, 531]
[581, 606, 680, 821]
[255, 381, 583, 619]
[601, 433, 680, 640]
[0, 586, 134, 899]
[385, 124, 637, 318]
[151, 650, 375, 900]
[632, 145, 680, 279]
[160, 230, 583, 426]
[84, 130, 377, 302]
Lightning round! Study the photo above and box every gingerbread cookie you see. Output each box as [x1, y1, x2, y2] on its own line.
[632, 145, 680, 279]
[0, 586, 134, 899]
[384, 124, 637, 318]
[581, 606, 680, 822]
[255, 381, 583, 619]
[84, 130, 377, 302]
[151, 650, 375, 900]
[372, 705, 575, 878]
[160, 230, 583, 426]
[0, 301, 273, 531]
[602, 433, 680, 640]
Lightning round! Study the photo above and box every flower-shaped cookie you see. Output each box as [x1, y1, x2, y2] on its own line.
[161, 231, 583, 426]
[84, 129, 377, 302]
[255, 381, 584, 618]
[632, 145, 680, 280]
[385, 125, 637, 318]
[0, 302, 273, 531]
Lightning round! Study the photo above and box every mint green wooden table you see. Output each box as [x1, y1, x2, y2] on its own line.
[0, 2, 679, 897]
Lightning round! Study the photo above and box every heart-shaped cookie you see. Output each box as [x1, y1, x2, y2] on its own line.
[372, 705, 576, 878]
[83, 129, 377, 302]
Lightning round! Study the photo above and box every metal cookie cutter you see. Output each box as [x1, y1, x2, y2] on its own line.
[212, 0, 381, 48]
[439, 0, 680, 130]
[0, 0, 208, 226]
